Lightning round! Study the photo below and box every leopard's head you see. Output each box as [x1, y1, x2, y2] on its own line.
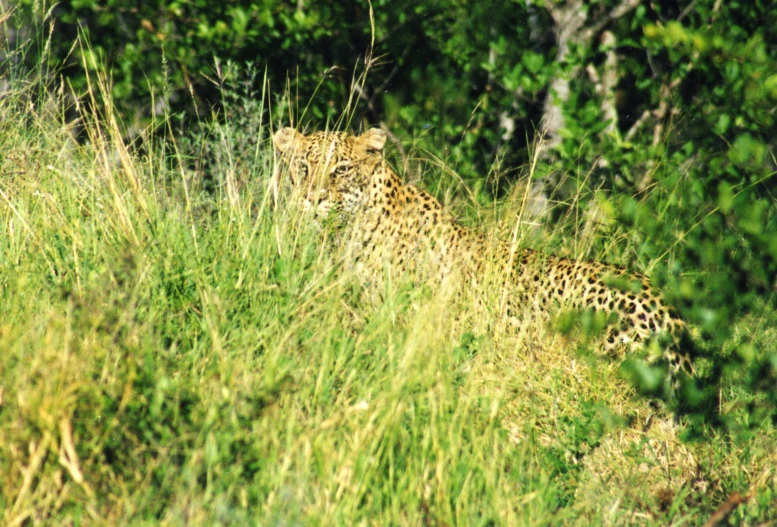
[272, 127, 387, 217]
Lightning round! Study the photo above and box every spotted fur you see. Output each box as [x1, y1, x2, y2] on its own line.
[273, 127, 693, 378]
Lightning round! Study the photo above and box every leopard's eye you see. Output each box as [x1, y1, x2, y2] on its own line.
[332, 165, 349, 177]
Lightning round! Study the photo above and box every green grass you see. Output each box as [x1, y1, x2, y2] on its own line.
[1, 75, 776, 526]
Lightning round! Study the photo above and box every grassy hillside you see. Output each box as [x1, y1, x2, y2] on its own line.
[1, 77, 776, 526]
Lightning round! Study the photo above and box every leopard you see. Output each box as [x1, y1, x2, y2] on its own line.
[272, 126, 694, 386]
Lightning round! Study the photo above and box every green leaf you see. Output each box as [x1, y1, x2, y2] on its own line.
[718, 181, 734, 214]
[521, 52, 544, 75]
[729, 133, 766, 169]
[765, 74, 777, 99]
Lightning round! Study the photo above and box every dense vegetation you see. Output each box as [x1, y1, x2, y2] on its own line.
[1, 0, 776, 524]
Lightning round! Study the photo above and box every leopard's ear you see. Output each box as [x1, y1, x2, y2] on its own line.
[357, 128, 386, 153]
[273, 127, 303, 153]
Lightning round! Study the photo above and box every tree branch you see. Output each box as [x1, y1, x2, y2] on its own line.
[581, 0, 642, 42]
